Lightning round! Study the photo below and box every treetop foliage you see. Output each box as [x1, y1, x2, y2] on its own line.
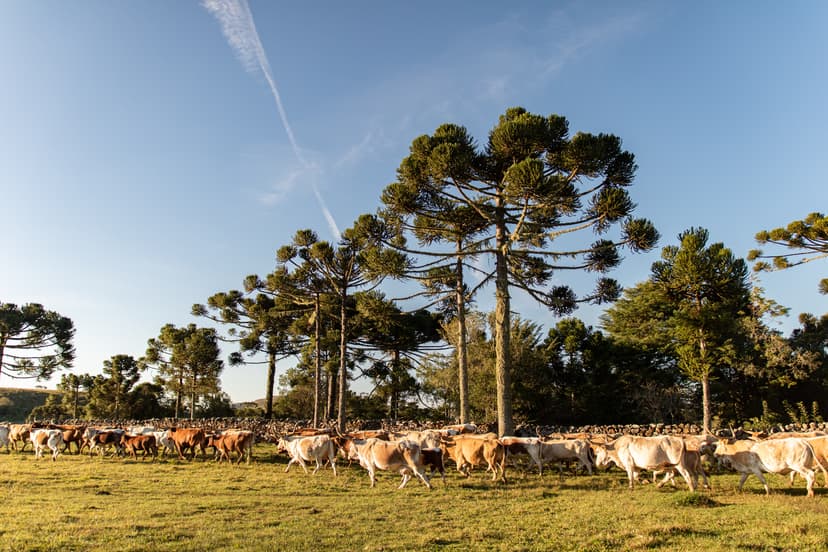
[748, 212, 828, 294]
[0, 302, 75, 381]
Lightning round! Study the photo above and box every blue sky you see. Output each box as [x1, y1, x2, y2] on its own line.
[2, 1, 826, 403]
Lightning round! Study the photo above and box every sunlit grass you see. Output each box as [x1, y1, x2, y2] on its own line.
[2, 446, 828, 551]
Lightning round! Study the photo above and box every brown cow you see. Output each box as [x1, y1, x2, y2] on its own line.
[120, 433, 158, 460]
[212, 430, 255, 465]
[168, 428, 207, 460]
[442, 435, 506, 482]
[88, 429, 126, 457]
[48, 424, 85, 454]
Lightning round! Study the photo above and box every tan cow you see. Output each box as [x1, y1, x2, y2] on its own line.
[788, 436, 828, 488]
[764, 431, 827, 440]
[391, 430, 445, 481]
[391, 430, 443, 451]
[442, 435, 506, 482]
[9, 424, 32, 452]
[502, 436, 593, 476]
[441, 423, 478, 435]
[714, 437, 819, 497]
[277, 434, 337, 476]
[348, 438, 432, 489]
[652, 448, 710, 490]
[593, 435, 697, 491]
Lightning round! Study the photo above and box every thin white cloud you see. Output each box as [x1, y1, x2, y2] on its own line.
[333, 130, 383, 169]
[202, 0, 341, 240]
[540, 14, 644, 78]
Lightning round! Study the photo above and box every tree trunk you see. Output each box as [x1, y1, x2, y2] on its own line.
[337, 289, 348, 433]
[699, 335, 711, 434]
[494, 211, 514, 437]
[326, 365, 335, 421]
[265, 351, 276, 419]
[72, 384, 79, 419]
[455, 251, 470, 424]
[175, 373, 183, 419]
[702, 375, 711, 434]
[313, 293, 322, 427]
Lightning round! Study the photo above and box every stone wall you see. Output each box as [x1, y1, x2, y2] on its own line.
[35, 418, 828, 440]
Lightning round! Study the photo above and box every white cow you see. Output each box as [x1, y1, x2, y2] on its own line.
[30, 429, 64, 461]
[152, 430, 177, 457]
[277, 434, 337, 476]
[593, 435, 697, 491]
[714, 437, 820, 497]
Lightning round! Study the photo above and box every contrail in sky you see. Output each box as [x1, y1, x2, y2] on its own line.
[202, 0, 341, 239]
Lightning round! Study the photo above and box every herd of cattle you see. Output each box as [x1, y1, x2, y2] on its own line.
[2, 422, 828, 497]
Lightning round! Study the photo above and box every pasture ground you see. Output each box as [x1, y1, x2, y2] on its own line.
[2, 444, 828, 551]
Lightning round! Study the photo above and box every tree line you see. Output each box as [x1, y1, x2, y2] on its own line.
[2, 107, 826, 433]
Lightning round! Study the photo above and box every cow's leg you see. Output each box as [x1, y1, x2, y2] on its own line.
[798, 468, 816, 497]
[673, 465, 696, 492]
[329, 455, 337, 476]
[413, 467, 432, 490]
[398, 469, 412, 489]
[297, 456, 309, 474]
[737, 472, 750, 491]
[699, 467, 711, 489]
[755, 472, 770, 495]
[625, 466, 636, 489]
[284, 457, 295, 472]
[312, 458, 322, 475]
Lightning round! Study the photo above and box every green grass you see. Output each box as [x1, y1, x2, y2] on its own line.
[2, 446, 828, 551]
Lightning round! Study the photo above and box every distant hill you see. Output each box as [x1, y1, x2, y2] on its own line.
[0, 387, 59, 422]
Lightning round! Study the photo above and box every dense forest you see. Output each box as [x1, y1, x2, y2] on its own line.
[2, 108, 826, 432]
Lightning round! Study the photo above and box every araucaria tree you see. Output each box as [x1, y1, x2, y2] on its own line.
[394, 107, 659, 435]
[651, 228, 751, 433]
[143, 324, 224, 420]
[193, 282, 297, 420]
[748, 212, 828, 294]
[278, 223, 406, 432]
[0, 302, 75, 382]
[86, 354, 140, 419]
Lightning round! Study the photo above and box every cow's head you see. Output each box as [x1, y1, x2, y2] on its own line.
[591, 445, 614, 469]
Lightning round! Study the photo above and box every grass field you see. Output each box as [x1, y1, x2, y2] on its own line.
[2, 444, 828, 551]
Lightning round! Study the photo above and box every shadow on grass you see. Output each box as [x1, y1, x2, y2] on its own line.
[645, 526, 723, 548]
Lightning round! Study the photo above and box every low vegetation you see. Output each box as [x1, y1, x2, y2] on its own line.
[0, 387, 55, 422]
[2, 445, 828, 551]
